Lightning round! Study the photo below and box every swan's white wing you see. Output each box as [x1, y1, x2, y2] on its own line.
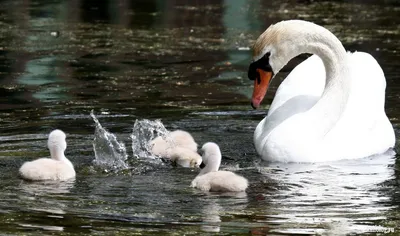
[255, 55, 325, 153]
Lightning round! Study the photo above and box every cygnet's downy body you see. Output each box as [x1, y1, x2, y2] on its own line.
[19, 129, 76, 181]
[191, 142, 248, 192]
[150, 130, 202, 168]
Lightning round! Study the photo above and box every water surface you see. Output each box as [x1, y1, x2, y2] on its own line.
[0, 0, 400, 235]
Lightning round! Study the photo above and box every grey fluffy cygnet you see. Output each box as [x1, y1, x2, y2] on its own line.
[191, 142, 248, 192]
[19, 129, 75, 181]
[150, 130, 202, 168]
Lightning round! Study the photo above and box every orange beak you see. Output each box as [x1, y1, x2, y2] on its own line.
[251, 69, 272, 109]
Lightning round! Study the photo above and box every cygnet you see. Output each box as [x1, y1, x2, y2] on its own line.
[191, 142, 248, 192]
[150, 130, 201, 168]
[19, 129, 76, 181]
[169, 146, 202, 168]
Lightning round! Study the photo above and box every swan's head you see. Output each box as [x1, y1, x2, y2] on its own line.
[48, 129, 67, 158]
[249, 20, 320, 109]
[199, 142, 221, 174]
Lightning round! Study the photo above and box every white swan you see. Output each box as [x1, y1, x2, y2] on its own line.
[191, 142, 248, 192]
[248, 20, 395, 162]
[150, 130, 202, 168]
[19, 129, 76, 181]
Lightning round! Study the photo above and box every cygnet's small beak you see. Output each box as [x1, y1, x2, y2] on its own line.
[190, 160, 201, 168]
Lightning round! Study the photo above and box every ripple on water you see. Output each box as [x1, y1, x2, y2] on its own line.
[249, 151, 395, 234]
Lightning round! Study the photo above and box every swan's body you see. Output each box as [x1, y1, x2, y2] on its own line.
[248, 20, 395, 162]
[191, 142, 248, 192]
[150, 130, 202, 167]
[19, 129, 76, 181]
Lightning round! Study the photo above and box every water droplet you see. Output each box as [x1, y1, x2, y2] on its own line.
[50, 31, 60, 37]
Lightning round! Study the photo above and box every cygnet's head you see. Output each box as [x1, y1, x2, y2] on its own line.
[188, 154, 202, 168]
[199, 142, 221, 174]
[170, 147, 202, 168]
[48, 129, 67, 156]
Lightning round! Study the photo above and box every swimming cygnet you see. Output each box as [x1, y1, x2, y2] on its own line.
[191, 142, 248, 192]
[150, 130, 202, 168]
[19, 129, 76, 181]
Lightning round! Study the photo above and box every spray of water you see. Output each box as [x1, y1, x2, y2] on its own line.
[90, 111, 129, 172]
[131, 119, 170, 159]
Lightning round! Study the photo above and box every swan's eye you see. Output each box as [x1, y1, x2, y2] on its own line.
[248, 52, 272, 81]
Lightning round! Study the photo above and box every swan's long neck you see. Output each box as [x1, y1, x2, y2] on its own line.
[303, 30, 350, 135]
[50, 147, 66, 161]
[49, 146, 73, 169]
[199, 152, 221, 175]
[264, 23, 351, 136]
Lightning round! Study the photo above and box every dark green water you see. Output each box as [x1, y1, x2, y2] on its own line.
[0, 0, 399, 235]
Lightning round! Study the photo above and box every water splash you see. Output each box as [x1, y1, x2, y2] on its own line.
[91, 111, 128, 172]
[131, 119, 170, 159]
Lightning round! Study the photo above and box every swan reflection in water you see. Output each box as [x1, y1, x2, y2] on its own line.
[199, 191, 248, 233]
[252, 151, 395, 235]
[17, 179, 75, 232]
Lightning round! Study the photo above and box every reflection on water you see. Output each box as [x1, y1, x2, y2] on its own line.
[0, 0, 399, 235]
[19, 179, 75, 195]
[14, 179, 74, 232]
[254, 151, 395, 234]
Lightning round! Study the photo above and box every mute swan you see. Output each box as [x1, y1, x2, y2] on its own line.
[191, 142, 248, 192]
[19, 129, 76, 181]
[248, 20, 395, 162]
[150, 130, 202, 168]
